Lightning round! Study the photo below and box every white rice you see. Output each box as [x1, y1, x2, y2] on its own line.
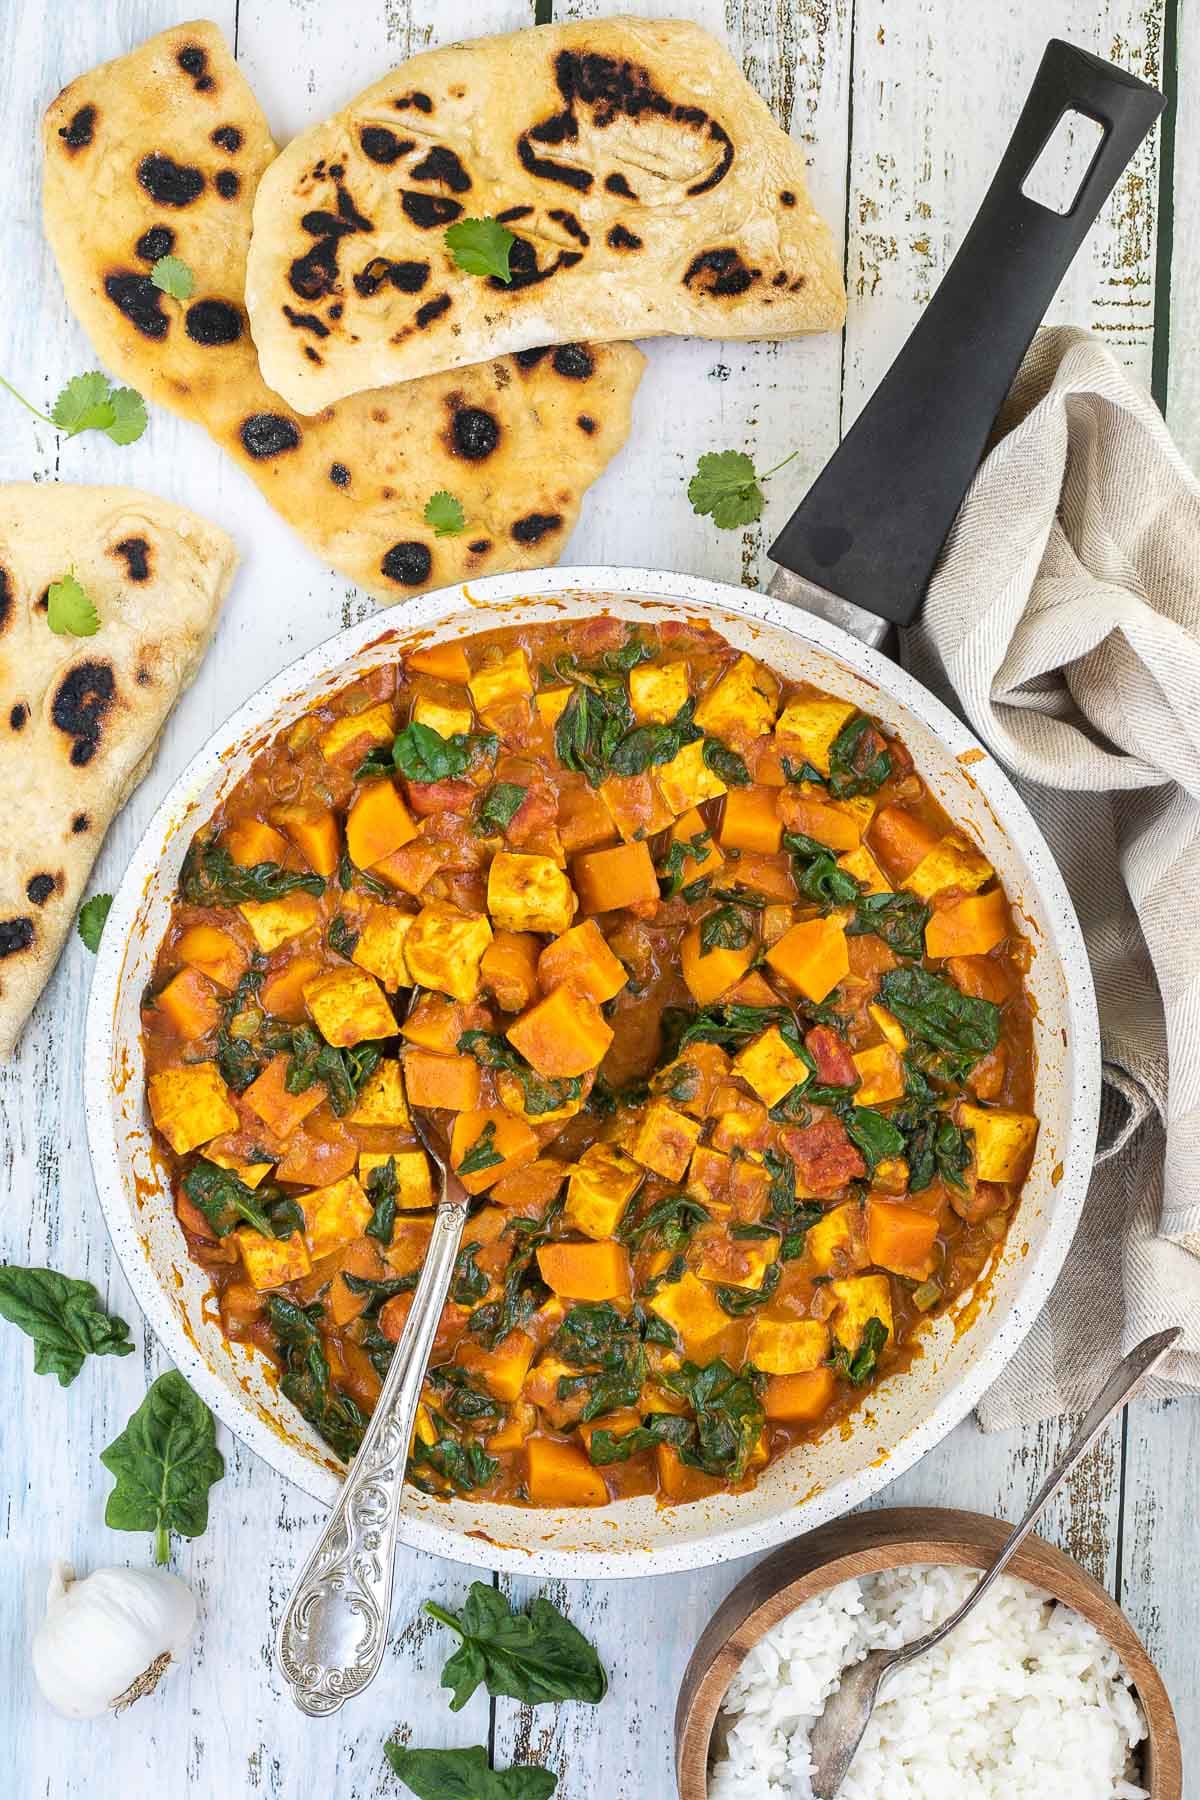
[708, 1565, 1148, 1800]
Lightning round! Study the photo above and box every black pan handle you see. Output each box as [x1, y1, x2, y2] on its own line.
[768, 38, 1164, 626]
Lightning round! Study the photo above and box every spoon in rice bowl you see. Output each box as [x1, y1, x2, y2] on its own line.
[807, 1328, 1181, 1797]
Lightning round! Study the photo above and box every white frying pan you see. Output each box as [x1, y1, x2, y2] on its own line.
[85, 41, 1159, 1581]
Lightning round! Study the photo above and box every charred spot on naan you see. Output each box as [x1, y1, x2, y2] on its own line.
[185, 299, 244, 345]
[239, 413, 301, 459]
[289, 182, 375, 302]
[446, 402, 500, 462]
[176, 43, 216, 94]
[0, 567, 11, 632]
[212, 125, 244, 152]
[57, 104, 96, 153]
[104, 271, 169, 339]
[10, 704, 28, 732]
[51, 659, 117, 768]
[138, 153, 206, 208]
[381, 542, 433, 588]
[135, 225, 175, 263]
[0, 919, 35, 960]
[112, 536, 151, 582]
[511, 511, 563, 545]
[25, 874, 60, 907]
[683, 247, 759, 299]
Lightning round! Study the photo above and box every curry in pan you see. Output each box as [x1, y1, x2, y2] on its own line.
[142, 617, 1037, 1507]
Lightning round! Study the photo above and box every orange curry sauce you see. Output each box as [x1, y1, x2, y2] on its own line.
[142, 617, 1037, 1508]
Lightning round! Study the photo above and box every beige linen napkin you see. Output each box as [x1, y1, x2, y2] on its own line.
[900, 325, 1200, 1429]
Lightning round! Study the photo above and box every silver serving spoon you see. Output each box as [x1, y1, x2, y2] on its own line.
[276, 1085, 470, 1716]
[807, 1326, 1181, 1797]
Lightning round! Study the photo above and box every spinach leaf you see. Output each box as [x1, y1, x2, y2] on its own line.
[553, 678, 632, 788]
[844, 1107, 907, 1175]
[364, 1157, 398, 1245]
[848, 891, 931, 960]
[384, 1743, 557, 1800]
[214, 963, 269, 1091]
[478, 782, 527, 832]
[337, 846, 392, 898]
[658, 829, 712, 897]
[284, 1025, 382, 1118]
[424, 1365, 502, 1427]
[341, 1270, 419, 1312]
[827, 715, 893, 798]
[698, 904, 754, 957]
[638, 1251, 687, 1300]
[100, 1369, 224, 1564]
[660, 1358, 766, 1480]
[179, 835, 324, 906]
[408, 1410, 499, 1494]
[268, 1297, 366, 1462]
[457, 1030, 582, 1117]
[451, 1242, 490, 1307]
[783, 831, 861, 907]
[665, 1001, 796, 1055]
[609, 698, 702, 776]
[781, 757, 829, 786]
[890, 1071, 974, 1192]
[586, 1416, 690, 1465]
[425, 1580, 607, 1711]
[182, 1161, 300, 1240]
[762, 1149, 797, 1221]
[387, 720, 497, 784]
[328, 913, 360, 957]
[713, 1263, 782, 1315]
[702, 739, 751, 787]
[879, 966, 1000, 1078]
[831, 1315, 889, 1385]
[0, 1264, 134, 1385]
[619, 1194, 708, 1252]
[551, 1303, 645, 1423]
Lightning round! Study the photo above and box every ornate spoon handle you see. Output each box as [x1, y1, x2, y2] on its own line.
[277, 1176, 469, 1715]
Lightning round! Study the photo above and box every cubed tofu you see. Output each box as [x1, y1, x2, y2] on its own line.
[655, 1041, 732, 1119]
[384, 1214, 435, 1277]
[148, 1064, 239, 1155]
[694, 654, 780, 746]
[404, 901, 494, 1001]
[958, 1103, 1039, 1183]
[807, 1203, 858, 1274]
[572, 841, 658, 915]
[236, 1229, 312, 1291]
[243, 1054, 325, 1139]
[319, 702, 394, 764]
[695, 1231, 778, 1290]
[904, 834, 995, 902]
[564, 1143, 643, 1240]
[747, 1317, 830, 1375]
[710, 1099, 771, 1156]
[873, 1155, 910, 1195]
[766, 915, 850, 1002]
[720, 787, 783, 855]
[830, 1273, 894, 1355]
[538, 918, 627, 1004]
[359, 1149, 435, 1210]
[764, 1368, 837, 1422]
[301, 1174, 372, 1260]
[656, 738, 727, 816]
[647, 1269, 729, 1354]
[456, 1328, 537, 1403]
[851, 1043, 906, 1106]
[774, 697, 857, 775]
[536, 1239, 632, 1301]
[347, 1059, 410, 1127]
[924, 888, 1009, 959]
[734, 1026, 811, 1108]
[303, 966, 397, 1047]
[506, 985, 613, 1078]
[450, 1108, 539, 1194]
[346, 781, 418, 870]
[351, 905, 414, 991]
[867, 1003, 908, 1053]
[468, 648, 533, 715]
[487, 852, 576, 936]
[629, 660, 689, 724]
[410, 692, 475, 739]
[679, 924, 756, 1006]
[629, 1099, 702, 1181]
[685, 1145, 735, 1209]
[176, 923, 247, 992]
[238, 891, 321, 953]
[402, 1048, 482, 1111]
[536, 687, 571, 735]
[837, 844, 891, 895]
[207, 1150, 274, 1188]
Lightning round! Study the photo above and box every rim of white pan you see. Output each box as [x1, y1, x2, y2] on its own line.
[84, 566, 1100, 1578]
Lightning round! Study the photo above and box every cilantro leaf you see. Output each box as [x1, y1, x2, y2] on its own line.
[445, 217, 516, 284]
[46, 571, 100, 637]
[424, 490, 467, 536]
[104, 386, 149, 445]
[150, 255, 195, 302]
[50, 372, 147, 444]
[100, 1369, 225, 1564]
[77, 893, 113, 951]
[687, 446, 800, 531]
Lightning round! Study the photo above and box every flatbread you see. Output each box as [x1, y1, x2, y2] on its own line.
[243, 16, 846, 413]
[42, 21, 644, 603]
[0, 483, 235, 1058]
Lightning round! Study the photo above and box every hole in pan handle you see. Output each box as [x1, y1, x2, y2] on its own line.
[767, 38, 1164, 640]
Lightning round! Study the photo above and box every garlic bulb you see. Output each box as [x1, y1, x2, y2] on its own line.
[32, 1560, 197, 1719]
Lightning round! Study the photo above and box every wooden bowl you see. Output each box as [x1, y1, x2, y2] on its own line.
[675, 1506, 1181, 1799]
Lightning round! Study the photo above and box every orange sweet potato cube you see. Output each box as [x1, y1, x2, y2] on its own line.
[407, 641, 472, 683]
[869, 806, 941, 882]
[243, 1054, 326, 1139]
[155, 967, 222, 1040]
[766, 915, 849, 1002]
[318, 701, 395, 767]
[556, 775, 619, 855]
[656, 1444, 726, 1504]
[572, 841, 658, 915]
[537, 918, 627, 1005]
[346, 780, 418, 869]
[402, 1048, 481, 1112]
[455, 1328, 537, 1402]
[779, 792, 861, 852]
[924, 888, 1009, 960]
[668, 806, 723, 884]
[402, 994, 466, 1053]
[764, 1367, 837, 1423]
[176, 924, 247, 992]
[259, 953, 324, 1021]
[536, 1239, 632, 1301]
[271, 803, 340, 877]
[719, 786, 783, 855]
[506, 985, 614, 1077]
[480, 931, 541, 1012]
[224, 817, 288, 868]
[680, 924, 756, 1006]
[526, 1437, 608, 1507]
[450, 1108, 538, 1194]
[866, 1198, 941, 1280]
[373, 839, 445, 896]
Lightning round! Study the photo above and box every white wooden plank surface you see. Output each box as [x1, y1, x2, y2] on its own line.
[0, 0, 1192, 1795]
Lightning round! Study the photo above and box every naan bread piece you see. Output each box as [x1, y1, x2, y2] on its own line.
[0, 484, 234, 1057]
[42, 21, 643, 603]
[243, 16, 845, 413]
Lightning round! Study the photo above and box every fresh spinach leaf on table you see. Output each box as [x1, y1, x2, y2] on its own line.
[385, 1743, 557, 1800]
[424, 1579, 607, 1711]
[100, 1369, 224, 1564]
[0, 1265, 134, 1385]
